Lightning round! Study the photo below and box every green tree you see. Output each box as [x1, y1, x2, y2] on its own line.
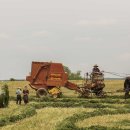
[64, 66, 83, 80]
[69, 71, 83, 80]
[10, 78, 15, 81]
[63, 66, 71, 76]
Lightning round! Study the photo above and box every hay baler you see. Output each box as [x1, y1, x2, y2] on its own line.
[26, 61, 81, 98]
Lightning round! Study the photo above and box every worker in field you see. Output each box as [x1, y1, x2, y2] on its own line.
[124, 77, 130, 99]
[23, 86, 29, 104]
[0, 84, 9, 108]
[92, 64, 100, 74]
[91, 64, 103, 83]
[16, 87, 22, 105]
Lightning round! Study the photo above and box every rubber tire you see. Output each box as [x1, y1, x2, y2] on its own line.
[36, 88, 48, 98]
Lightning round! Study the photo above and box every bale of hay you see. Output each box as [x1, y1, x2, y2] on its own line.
[0, 84, 9, 108]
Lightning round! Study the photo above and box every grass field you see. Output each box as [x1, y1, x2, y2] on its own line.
[1, 79, 130, 130]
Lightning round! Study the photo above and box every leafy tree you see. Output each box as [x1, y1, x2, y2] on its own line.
[64, 66, 83, 80]
[69, 71, 83, 80]
[63, 66, 71, 76]
[10, 78, 15, 81]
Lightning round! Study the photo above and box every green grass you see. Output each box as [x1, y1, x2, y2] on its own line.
[1, 108, 94, 130]
[0, 101, 36, 127]
[0, 80, 129, 130]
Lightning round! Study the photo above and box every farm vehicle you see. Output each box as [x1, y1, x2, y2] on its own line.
[26, 61, 105, 98]
[79, 72, 105, 97]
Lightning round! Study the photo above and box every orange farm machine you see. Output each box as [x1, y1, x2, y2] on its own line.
[26, 61, 105, 98]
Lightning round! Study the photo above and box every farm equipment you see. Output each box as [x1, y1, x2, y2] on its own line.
[26, 61, 82, 98]
[26, 61, 106, 98]
[79, 72, 106, 98]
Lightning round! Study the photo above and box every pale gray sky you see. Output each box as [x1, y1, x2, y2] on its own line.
[0, 0, 130, 79]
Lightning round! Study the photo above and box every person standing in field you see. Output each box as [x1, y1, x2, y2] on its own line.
[23, 86, 29, 104]
[0, 84, 9, 108]
[124, 77, 130, 99]
[16, 87, 22, 105]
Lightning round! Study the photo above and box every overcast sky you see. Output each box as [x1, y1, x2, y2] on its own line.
[0, 0, 130, 79]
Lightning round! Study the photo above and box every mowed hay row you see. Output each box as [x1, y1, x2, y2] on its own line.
[56, 108, 130, 130]
[1, 108, 94, 130]
[76, 113, 130, 129]
[0, 101, 36, 127]
[0, 101, 18, 116]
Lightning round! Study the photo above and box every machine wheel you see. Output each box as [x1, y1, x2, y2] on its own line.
[36, 88, 48, 98]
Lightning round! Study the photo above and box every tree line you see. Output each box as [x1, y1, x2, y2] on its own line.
[64, 66, 83, 80]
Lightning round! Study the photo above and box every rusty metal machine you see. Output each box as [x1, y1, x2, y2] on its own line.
[80, 72, 106, 98]
[26, 61, 106, 98]
[26, 61, 81, 98]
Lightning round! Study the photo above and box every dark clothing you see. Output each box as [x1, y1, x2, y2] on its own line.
[23, 90, 29, 104]
[124, 77, 130, 99]
[124, 78, 130, 91]
[92, 67, 101, 83]
[92, 67, 100, 73]
[16, 89, 22, 105]
[16, 95, 22, 105]
[23, 90, 29, 95]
